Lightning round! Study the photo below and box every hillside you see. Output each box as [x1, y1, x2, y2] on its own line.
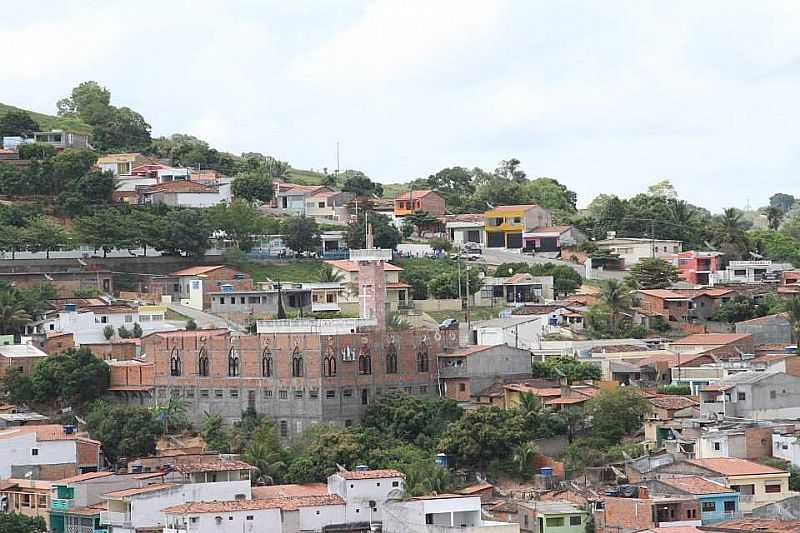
[0, 102, 92, 134]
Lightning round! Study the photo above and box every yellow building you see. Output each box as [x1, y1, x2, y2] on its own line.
[484, 204, 552, 249]
[686, 458, 792, 512]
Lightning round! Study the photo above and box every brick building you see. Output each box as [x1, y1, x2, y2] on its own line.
[596, 491, 701, 533]
[393, 190, 446, 218]
[169, 265, 253, 310]
[638, 290, 692, 322]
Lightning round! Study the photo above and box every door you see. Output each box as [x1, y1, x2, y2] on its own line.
[506, 232, 522, 249]
[487, 232, 505, 248]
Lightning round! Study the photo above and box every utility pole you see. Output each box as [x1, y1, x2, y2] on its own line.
[465, 262, 471, 333]
[650, 219, 656, 258]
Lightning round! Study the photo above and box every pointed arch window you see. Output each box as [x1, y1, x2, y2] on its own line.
[386, 342, 398, 374]
[291, 346, 303, 377]
[228, 347, 240, 377]
[198, 346, 209, 377]
[358, 348, 372, 375]
[323, 344, 337, 378]
[416, 342, 429, 373]
[169, 347, 182, 377]
[262, 347, 273, 377]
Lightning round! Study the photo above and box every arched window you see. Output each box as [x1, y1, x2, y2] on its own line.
[262, 347, 273, 377]
[198, 346, 209, 377]
[358, 347, 371, 375]
[228, 347, 240, 377]
[416, 342, 429, 373]
[323, 343, 336, 378]
[386, 342, 398, 374]
[291, 346, 303, 377]
[169, 347, 182, 377]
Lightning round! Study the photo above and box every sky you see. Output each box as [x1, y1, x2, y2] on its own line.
[4, 0, 800, 211]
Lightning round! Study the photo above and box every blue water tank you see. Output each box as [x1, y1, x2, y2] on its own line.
[435, 453, 449, 467]
[355, 465, 370, 472]
[221, 284, 233, 293]
[131, 464, 143, 474]
[539, 467, 553, 477]
[64, 303, 77, 312]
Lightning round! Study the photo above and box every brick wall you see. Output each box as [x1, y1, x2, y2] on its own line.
[442, 378, 471, 401]
[84, 342, 138, 361]
[76, 441, 100, 468]
[744, 426, 775, 459]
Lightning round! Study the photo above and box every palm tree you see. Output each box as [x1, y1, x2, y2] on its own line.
[785, 298, 800, 346]
[243, 440, 286, 485]
[386, 311, 410, 331]
[152, 397, 188, 435]
[559, 406, 585, 443]
[517, 391, 545, 417]
[319, 264, 344, 283]
[512, 442, 538, 475]
[764, 206, 785, 230]
[0, 289, 31, 334]
[712, 208, 750, 260]
[600, 279, 632, 334]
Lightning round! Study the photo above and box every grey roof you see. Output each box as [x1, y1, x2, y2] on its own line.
[720, 371, 783, 385]
[529, 501, 585, 514]
[473, 316, 542, 329]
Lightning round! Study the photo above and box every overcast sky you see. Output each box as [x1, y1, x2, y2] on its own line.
[4, 1, 800, 211]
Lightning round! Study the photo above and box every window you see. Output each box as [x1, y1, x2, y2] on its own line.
[309, 389, 319, 399]
[292, 346, 303, 377]
[724, 501, 736, 512]
[220, 297, 225, 304]
[295, 390, 304, 399]
[169, 347, 183, 376]
[702, 501, 716, 512]
[200, 389, 209, 398]
[264, 389, 273, 399]
[361, 388, 368, 405]
[227, 347, 240, 377]
[198, 346, 209, 377]
[771, 390, 777, 399]
[524, 515, 529, 528]
[358, 349, 372, 375]
[570, 516, 582, 526]
[323, 343, 337, 377]
[392, 481, 399, 487]
[416, 342, 429, 373]
[262, 347, 273, 377]
[31, 448, 39, 456]
[386, 342, 398, 374]
[737, 392, 746, 401]
[687, 509, 696, 519]
[186, 388, 194, 398]
[345, 419, 352, 427]
[230, 389, 239, 398]
[214, 389, 224, 398]
[419, 386, 427, 394]
[713, 442, 721, 451]
[343, 389, 353, 398]
[280, 420, 288, 437]
[246, 516, 254, 521]
[459, 383, 466, 392]
[765, 484, 782, 493]
[546, 517, 564, 527]
[125, 315, 133, 323]
[279, 390, 288, 400]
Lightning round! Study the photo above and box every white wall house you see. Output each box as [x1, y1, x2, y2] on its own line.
[711, 261, 794, 285]
[773, 432, 800, 468]
[595, 236, 682, 267]
[384, 495, 519, 533]
[0, 425, 100, 479]
[327, 469, 405, 523]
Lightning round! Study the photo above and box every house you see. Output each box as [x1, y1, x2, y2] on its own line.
[473, 312, 576, 351]
[444, 213, 485, 247]
[669, 334, 755, 359]
[324, 260, 410, 311]
[700, 519, 800, 533]
[0, 479, 51, 528]
[594, 236, 682, 267]
[639, 289, 692, 322]
[522, 226, 587, 253]
[208, 282, 343, 319]
[271, 184, 338, 216]
[752, 353, 800, 377]
[101, 457, 254, 533]
[170, 265, 253, 310]
[96, 153, 151, 176]
[712, 261, 794, 285]
[485, 204, 553, 249]
[772, 429, 800, 469]
[140, 180, 231, 208]
[327, 468, 404, 522]
[479, 275, 555, 305]
[696, 425, 780, 461]
[0, 424, 101, 480]
[596, 491, 702, 533]
[48, 471, 143, 533]
[157, 167, 191, 182]
[320, 230, 349, 258]
[684, 288, 736, 321]
[0, 270, 112, 298]
[736, 314, 792, 346]
[112, 174, 157, 203]
[305, 189, 355, 224]
[642, 476, 740, 524]
[0, 342, 48, 379]
[699, 372, 800, 419]
[672, 251, 723, 286]
[684, 458, 791, 512]
[383, 494, 518, 533]
[517, 500, 588, 533]
[32, 130, 91, 151]
[393, 190, 446, 219]
[437, 344, 532, 402]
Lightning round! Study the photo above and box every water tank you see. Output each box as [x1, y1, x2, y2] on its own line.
[131, 464, 143, 474]
[221, 284, 234, 293]
[539, 467, 553, 477]
[354, 465, 370, 472]
[64, 303, 77, 312]
[63, 425, 75, 435]
[435, 453, 449, 467]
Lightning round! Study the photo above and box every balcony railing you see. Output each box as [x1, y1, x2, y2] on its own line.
[100, 511, 131, 527]
[50, 498, 72, 511]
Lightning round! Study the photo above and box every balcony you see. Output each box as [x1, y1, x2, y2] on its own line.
[50, 498, 73, 511]
[100, 511, 131, 527]
[349, 249, 392, 261]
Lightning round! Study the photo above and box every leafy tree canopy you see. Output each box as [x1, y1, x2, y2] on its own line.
[0, 110, 40, 138]
[627, 257, 682, 289]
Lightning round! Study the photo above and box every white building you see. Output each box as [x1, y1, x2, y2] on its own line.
[0, 425, 101, 479]
[773, 431, 800, 468]
[711, 260, 794, 285]
[383, 495, 519, 533]
[327, 468, 405, 522]
[473, 315, 570, 351]
[101, 459, 253, 533]
[324, 260, 411, 311]
[595, 236, 682, 267]
[444, 214, 486, 247]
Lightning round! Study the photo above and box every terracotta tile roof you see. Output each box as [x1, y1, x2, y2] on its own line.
[704, 519, 800, 533]
[441, 213, 484, 224]
[456, 481, 493, 494]
[648, 395, 698, 411]
[144, 181, 217, 194]
[505, 384, 562, 397]
[639, 289, 692, 300]
[0, 424, 100, 445]
[393, 190, 440, 200]
[546, 396, 589, 405]
[171, 265, 227, 276]
[635, 352, 707, 368]
[252, 483, 327, 499]
[171, 459, 254, 474]
[103, 483, 177, 498]
[487, 204, 540, 212]
[69, 502, 107, 516]
[526, 226, 572, 235]
[670, 333, 752, 346]
[439, 345, 495, 358]
[55, 471, 114, 485]
[163, 494, 345, 513]
[334, 468, 404, 480]
[143, 328, 229, 340]
[661, 476, 733, 495]
[737, 313, 789, 325]
[325, 260, 402, 272]
[591, 344, 652, 354]
[686, 458, 787, 476]
[278, 183, 332, 195]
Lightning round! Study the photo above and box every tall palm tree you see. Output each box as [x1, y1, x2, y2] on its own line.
[319, 264, 344, 283]
[559, 406, 585, 443]
[764, 206, 785, 230]
[512, 442, 538, 475]
[600, 279, 632, 334]
[151, 397, 188, 435]
[243, 440, 286, 485]
[713, 208, 750, 260]
[0, 289, 31, 335]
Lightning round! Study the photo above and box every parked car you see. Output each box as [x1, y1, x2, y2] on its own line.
[439, 318, 459, 330]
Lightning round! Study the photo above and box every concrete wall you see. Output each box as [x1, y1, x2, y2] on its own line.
[414, 299, 462, 312]
[736, 317, 791, 346]
[0, 433, 77, 479]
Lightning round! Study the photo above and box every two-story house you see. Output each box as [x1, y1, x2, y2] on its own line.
[642, 476, 740, 524]
[0, 425, 101, 481]
[393, 190, 446, 218]
[638, 289, 692, 322]
[699, 372, 800, 419]
[96, 153, 152, 176]
[484, 204, 552, 249]
[437, 344, 532, 402]
[33, 130, 91, 151]
[595, 236, 683, 267]
[324, 260, 410, 311]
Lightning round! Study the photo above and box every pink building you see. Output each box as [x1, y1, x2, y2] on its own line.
[673, 251, 722, 285]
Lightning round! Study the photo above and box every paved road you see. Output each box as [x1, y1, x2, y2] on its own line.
[478, 248, 625, 280]
[167, 302, 243, 332]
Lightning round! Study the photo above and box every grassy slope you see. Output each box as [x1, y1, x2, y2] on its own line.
[285, 167, 413, 200]
[0, 102, 92, 134]
[239, 260, 325, 283]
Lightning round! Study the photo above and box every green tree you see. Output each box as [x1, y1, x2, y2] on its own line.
[207, 200, 265, 251]
[346, 211, 401, 250]
[712, 295, 758, 323]
[0, 512, 47, 533]
[530, 357, 602, 383]
[243, 420, 287, 485]
[429, 238, 452, 253]
[151, 397, 188, 434]
[512, 442, 538, 476]
[75, 170, 116, 205]
[202, 413, 229, 452]
[232, 170, 273, 203]
[598, 279, 633, 334]
[404, 211, 439, 236]
[428, 267, 482, 299]
[764, 206, 785, 230]
[770, 193, 796, 214]
[2, 367, 35, 405]
[75, 209, 132, 257]
[57, 81, 111, 118]
[319, 263, 344, 283]
[18, 143, 57, 161]
[285, 424, 364, 483]
[132, 322, 143, 338]
[363, 392, 462, 447]
[586, 388, 650, 446]
[103, 325, 114, 340]
[282, 216, 321, 254]
[186, 318, 198, 331]
[160, 209, 211, 256]
[437, 407, 528, 469]
[0, 110, 40, 138]
[263, 157, 290, 180]
[627, 258, 681, 289]
[127, 209, 165, 256]
[342, 171, 383, 197]
[92, 106, 151, 152]
[86, 401, 160, 463]
[750, 229, 800, 265]
[786, 298, 800, 346]
[418, 167, 476, 212]
[24, 216, 71, 259]
[31, 348, 110, 406]
[711, 208, 750, 260]
[496, 158, 527, 182]
[0, 288, 31, 334]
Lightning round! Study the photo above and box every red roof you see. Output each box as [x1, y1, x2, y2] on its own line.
[325, 260, 402, 272]
[671, 333, 752, 346]
[386, 282, 412, 289]
[144, 181, 216, 194]
[639, 289, 691, 300]
[164, 494, 345, 513]
[334, 468, 404, 480]
[171, 459, 253, 473]
[171, 265, 229, 276]
[252, 483, 328, 499]
[648, 395, 698, 411]
[0, 425, 100, 445]
[686, 458, 787, 476]
[439, 345, 495, 358]
[661, 476, 733, 495]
